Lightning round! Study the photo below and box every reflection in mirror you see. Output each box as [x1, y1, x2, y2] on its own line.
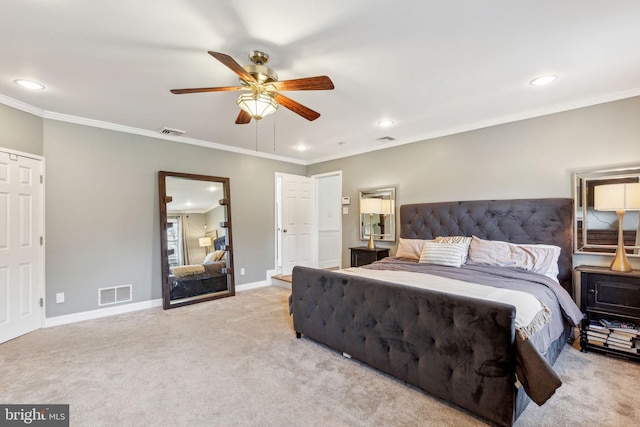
[573, 165, 640, 256]
[159, 171, 234, 309]
[359, 187, 396, 242]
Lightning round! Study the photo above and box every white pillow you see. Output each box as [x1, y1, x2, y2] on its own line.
[434, 236, 472, 263]
[418, 241, 468, 268]
[396, 238, 431, 260]
[467, 236, 561, 282]
[204, 250, 225, 264]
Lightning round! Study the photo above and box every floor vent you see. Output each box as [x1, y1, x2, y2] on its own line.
[98, 285, 133, 306]
[159, 127, 185, 136]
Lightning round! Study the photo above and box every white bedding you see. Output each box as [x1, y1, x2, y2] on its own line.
[342, 267, 551, 339]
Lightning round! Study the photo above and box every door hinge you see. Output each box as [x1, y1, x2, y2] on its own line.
[40, 175, 43, 184]
[40, 236, 44, 245]
[39, 298, 44, 307]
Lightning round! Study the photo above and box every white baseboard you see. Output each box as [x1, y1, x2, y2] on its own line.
[265, 269, 278, 280]
[44, 281, 274, 328]
[236, 280, 270, 292]
[45, 298, 163, 328]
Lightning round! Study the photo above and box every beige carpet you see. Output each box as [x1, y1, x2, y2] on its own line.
[1, 286, 638, 426]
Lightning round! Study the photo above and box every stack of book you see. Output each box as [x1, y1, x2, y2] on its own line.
[600, 319, 639, 354]
[587, 319, 639, 354]
[585, 321, 610, 347]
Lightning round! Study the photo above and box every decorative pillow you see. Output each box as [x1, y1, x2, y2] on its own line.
[396, 238, 431, 260]
[467, 236, 561, 281]
[204, 250, 225, 264]
[418, 241, 468, 268]
[434, 236, 472, 262]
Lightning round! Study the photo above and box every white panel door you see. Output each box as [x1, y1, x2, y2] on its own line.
[281, 174, 315, 275]
[0, 150, 44, 344]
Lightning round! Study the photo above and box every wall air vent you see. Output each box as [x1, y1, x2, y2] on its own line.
[159, 127, 186, 136]
[377, 136, 396, 142]
[98, 285, 133, 306]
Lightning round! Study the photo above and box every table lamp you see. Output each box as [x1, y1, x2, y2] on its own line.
[594, 182, 640, 272]
[360, 198, 383, 249]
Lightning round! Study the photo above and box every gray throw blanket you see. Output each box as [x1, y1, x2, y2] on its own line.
[363, 258, 583, 327]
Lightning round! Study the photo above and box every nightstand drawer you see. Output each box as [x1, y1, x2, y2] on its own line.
[585, 273, 640, 318]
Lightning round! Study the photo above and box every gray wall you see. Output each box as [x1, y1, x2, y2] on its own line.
[307, 96, 640, 270]
[3, 95, 640, 317]
[24, 117, 303, 317]
[1, 103, 43, 155]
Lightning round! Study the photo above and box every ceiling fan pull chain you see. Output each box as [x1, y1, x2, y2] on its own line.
[273, 114, 277, 152]
[255, 120, 259, 152]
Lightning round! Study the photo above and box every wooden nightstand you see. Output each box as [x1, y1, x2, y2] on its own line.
[576, 265, 640, 361]
[349, 247, 390, 267]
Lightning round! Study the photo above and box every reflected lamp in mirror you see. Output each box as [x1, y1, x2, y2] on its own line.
[360, 198, 384, 249]
[573, 165, 640, 256]
[594, 183, 640, 272]
[359, 187, 396, 244]
[199, 237, 212, 254]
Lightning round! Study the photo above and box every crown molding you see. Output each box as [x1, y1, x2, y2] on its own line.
[0, 94, 307, 166]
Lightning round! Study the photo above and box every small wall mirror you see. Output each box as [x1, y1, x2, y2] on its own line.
[159, 171, 234, 309]
[573, 165, 640, 256]
[359, 187, 396, 242]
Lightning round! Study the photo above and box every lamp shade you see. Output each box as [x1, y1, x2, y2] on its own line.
[360, 198, 383, 214]
[380, 199, 394, 215]
[594, 183, 640, 211]
[199, 237, 212, 247]
[237, 92, 278, 120]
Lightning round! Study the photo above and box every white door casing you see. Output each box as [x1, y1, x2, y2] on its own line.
[0, 149, 44, 344]
[281, 173, 315, 275]
[314, 172, 342, 269]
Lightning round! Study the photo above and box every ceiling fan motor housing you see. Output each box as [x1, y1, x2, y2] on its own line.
[243, 64, 278, 85]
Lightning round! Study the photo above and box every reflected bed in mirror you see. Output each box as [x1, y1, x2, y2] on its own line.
[573, 165, 640, 256]
[359, 187, 396, 243]
[159, 171, 235, 309]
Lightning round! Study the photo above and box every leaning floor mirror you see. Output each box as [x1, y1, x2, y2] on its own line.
[158, 171, 235, 309]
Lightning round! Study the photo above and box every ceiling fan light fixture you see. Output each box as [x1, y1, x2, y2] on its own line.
[236, 92, 279, 120]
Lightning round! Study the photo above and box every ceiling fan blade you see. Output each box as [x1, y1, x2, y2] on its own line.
[208, 51, 257, 84]
[170, 86, 244, 94]
[272, 93, 321, 121]
[235, 109, 252, 124]
[268, 76, 334, 91]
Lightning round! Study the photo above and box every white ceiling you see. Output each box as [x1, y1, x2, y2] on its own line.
[166, 176, 223, 213]
[2, 1, 640, 164]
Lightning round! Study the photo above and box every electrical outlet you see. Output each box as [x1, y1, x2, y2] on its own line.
[56, 292, 65, 304]
[240, 268, 245, 275]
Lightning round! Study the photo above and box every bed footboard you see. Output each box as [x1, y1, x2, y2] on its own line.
[291, 266, 519, 426]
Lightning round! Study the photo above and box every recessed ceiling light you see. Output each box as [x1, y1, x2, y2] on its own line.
[14, 79, 45, 90]
[377, 120, 395, 127]
[295, 145, 307, 151]
[529, 75, 558, 86]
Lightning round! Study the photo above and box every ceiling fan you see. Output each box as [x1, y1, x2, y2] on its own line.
[170, 50, 334, 124]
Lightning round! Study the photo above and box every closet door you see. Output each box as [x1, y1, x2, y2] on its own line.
[0, 149, 44, 343]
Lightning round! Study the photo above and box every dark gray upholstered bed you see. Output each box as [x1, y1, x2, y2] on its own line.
[290, 198, 580, 426]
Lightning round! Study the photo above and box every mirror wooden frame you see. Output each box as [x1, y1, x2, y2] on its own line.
[573, 165, 640, 256]
[159, 171, 235, 309]
[359, 187, 396, 242]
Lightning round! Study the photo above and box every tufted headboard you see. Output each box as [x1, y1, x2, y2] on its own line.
[400, 198, 574, 294]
